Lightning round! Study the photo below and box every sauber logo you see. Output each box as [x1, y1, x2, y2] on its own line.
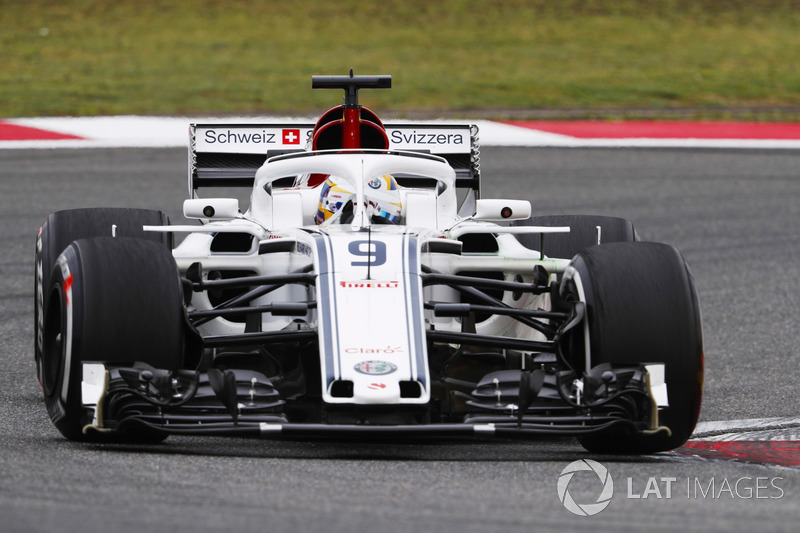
[339, 280, 399, 289]
[282, 129, 300, 144]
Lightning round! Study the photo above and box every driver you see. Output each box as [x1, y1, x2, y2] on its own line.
[315, 174, 402, 225]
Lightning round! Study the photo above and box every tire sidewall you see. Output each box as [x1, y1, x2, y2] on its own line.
[42, 246, 87, 440]
[34, 221, 50, 384]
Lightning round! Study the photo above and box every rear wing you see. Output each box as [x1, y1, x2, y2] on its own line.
[188, 122, 481, 198]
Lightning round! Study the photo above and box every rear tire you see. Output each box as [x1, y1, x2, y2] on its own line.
[35, 208, 171, 385]
[564, 242, 703, 453]
[41, 237, 185, 441]
[512, 214, 637, 260]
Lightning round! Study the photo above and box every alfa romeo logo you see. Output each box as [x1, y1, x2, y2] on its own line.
[557, 459, 614, 516]
[354, 360, 397, 375]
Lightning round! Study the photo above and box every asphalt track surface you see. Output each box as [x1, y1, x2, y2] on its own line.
[1, 147, 800, 532]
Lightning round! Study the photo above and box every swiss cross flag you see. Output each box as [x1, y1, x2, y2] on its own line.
[282, 129, 300, 145]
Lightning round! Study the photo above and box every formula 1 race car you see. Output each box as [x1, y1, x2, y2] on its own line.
[34, 73, 703, 453]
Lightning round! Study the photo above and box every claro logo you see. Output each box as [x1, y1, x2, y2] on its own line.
[345, 346, 404, 354]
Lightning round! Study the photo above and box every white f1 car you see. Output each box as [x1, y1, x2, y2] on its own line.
[34, 73, 703, 453]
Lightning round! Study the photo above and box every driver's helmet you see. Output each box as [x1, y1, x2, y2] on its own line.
[315, 174, 402, 225]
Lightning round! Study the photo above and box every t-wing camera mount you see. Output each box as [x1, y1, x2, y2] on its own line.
[312, 69, 391, 108]
[311, 70, 392, 150]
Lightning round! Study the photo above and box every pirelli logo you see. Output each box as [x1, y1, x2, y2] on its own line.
[339, 281, 399, 289]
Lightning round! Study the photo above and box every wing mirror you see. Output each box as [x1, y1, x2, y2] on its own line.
[183, 198, 240, 220]
[473, 199, 531, 221]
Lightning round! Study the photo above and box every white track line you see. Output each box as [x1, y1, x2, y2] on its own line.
[3, 117, 800, 149]
[693, 417, 800, 440]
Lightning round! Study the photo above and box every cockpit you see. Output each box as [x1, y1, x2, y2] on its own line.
[249, 151, 458, 230]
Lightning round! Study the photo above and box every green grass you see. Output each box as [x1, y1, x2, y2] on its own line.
[3, 0, 800, 118]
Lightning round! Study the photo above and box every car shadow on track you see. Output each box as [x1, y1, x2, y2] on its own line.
[81, 436, 679, 464]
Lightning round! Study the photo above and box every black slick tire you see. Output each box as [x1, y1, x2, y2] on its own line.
[35, 208, 171, 385]
[41, 237, 184, 441]
[564, 242, 703, 453]
[512, 214, 637, 260]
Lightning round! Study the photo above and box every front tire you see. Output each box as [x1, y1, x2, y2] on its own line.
[41, 237, 185, 441]
[35, 208, 171, 385]
[564, 242, 703, 453]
